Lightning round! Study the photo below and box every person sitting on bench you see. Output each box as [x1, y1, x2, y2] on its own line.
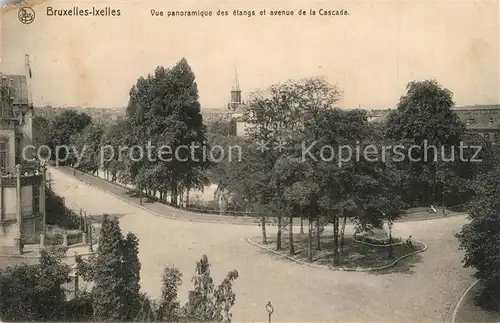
[406, 235, 413, 248]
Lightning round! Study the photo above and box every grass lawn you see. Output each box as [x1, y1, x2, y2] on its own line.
[455, 280, 500, 323]
[255, 233, 425, 269]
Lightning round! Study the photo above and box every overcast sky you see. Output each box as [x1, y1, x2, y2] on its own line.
[1, 0, 498, 110]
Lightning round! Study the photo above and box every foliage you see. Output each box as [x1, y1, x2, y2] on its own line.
[125, 58, 209, 205]
[206, 118, 236, 136]
[89, 215, 141, 321]
[456, 171, 500, 311]
[158, 266, 183, 321]
[70, 122, 104, 173]
[123, 232, 142, 320]
[45, 186, 80, 229]
[0, 248, 70, 321]
[184, 255, 239, 323]
[184, 255, 216, 321]
[385, 80, 468, 206]
[47, 110, 92, 164]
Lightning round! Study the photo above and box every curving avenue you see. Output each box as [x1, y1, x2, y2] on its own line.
[50, 167, 475, 322]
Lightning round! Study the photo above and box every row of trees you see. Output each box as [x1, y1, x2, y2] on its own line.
[34, 66, 497, 267]
[35, 58, 210, 208]
[32, 59, 499, 305]
[209, 78, 497, 264]
[0, 216, 239, 322]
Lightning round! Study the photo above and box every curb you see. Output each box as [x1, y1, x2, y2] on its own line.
[395, 212, 466, 222]
[353, 236, 404, 247]
[51, 167, 259, 226]
[246, 237, 428, 272]
[451, 279, 480, 323]
[55, 166, 465, 225]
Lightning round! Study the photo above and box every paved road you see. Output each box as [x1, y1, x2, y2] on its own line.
[50, 167, 475, 322]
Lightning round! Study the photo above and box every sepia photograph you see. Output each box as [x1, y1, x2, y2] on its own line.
[0, 0, 499, 322]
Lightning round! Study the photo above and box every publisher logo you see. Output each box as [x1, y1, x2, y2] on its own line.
[18, 6, 35, 24]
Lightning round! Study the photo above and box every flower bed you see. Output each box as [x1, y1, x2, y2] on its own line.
[354, 234, 403, 246]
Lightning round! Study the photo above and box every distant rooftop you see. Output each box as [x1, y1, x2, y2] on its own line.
[452, 104, 500, 111]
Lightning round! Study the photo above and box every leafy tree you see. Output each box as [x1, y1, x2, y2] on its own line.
[184, 255, 215, 321]
[0, 248, 70, 321]
[214, 270, 239, 323]
[243, 77, 342, 249]
[70, 122, 104, 174]
[386, 80, 466, 206]
[100, 117, 130, 182]
[207, 119, 236, 136]
[456, 171, 500, 311]
[122, 232, 142, 320]
[33, 115, 51, 153]
[91, 215, 128, 321]
[158, 266, 183, 321]
[48, 110, 92, 164]
[125, 59, 209, 206]
[184, 255, 239, 322]
[76, 216, 142, 321]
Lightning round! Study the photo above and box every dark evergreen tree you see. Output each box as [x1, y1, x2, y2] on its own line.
[92, 215, 127, 321]
[122, 232, 142, 320]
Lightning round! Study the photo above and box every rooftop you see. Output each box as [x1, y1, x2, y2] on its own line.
[452, 104, 500, 111]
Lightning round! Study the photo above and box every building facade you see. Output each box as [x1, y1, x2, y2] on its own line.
[0, 70, 46, 254]
[452, 105, 500, 143]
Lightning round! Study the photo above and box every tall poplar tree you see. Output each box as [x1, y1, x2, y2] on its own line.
[92, 216, 127, 321]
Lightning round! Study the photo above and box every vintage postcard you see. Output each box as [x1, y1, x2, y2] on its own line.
[0, 0, 498, 322]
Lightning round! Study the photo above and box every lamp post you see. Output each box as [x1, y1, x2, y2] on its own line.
[265, 301, 274, 323]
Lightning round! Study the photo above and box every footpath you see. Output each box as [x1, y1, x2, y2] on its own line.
[53, 166, 260, 225]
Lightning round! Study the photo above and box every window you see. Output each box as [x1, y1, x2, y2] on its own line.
[490, 117, 494, 125]
[33, 185, 40, 213]
[0, 141, 7, 172]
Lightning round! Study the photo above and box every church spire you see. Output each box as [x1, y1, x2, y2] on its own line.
[232, 67, 240, 91]
[229, 67, 242, 110]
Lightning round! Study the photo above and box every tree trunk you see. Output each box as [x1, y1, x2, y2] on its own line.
[289, 214, 295, 256]
[186, 188, 190, 207]
[340, 216, 347, 256]
[276, 215, 282, 250]
[316, 217, 321, 250]
[307, 215, 313, 262]
[300, 215, 304, 235]
[261, 216, 267, 244]
[388, 231, 393, 259]
[332, 216, 340, 266]
[171, 185, 178, 206]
